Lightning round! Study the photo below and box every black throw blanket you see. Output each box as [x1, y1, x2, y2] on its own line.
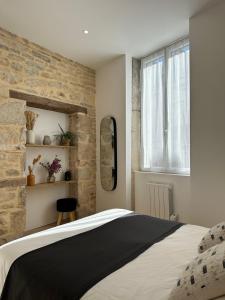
[1, 213, 182, 300]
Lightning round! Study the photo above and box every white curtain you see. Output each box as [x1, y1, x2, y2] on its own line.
[141, 39, 190, 174]
[167, 39, 190, 173]
[141, 50, 165, 170]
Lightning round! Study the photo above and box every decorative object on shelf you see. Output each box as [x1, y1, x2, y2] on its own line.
[55, 123, 75, 146]
[43, 135, 51, 145]
[64, 170, 72, 181]
[27, 154, 41, 186]
[40, 156, 62, 183]
[25, 110, 39, 144]
[26, 180, 76, 188]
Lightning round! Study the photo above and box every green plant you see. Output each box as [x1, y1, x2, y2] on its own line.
[55, 123, 75, 145]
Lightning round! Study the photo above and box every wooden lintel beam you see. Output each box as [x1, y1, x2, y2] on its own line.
[9, 90, 87, 115]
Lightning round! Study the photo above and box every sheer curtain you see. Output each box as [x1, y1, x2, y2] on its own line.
[167, 39, 190, 173]
[141, 50, 165, 170]
[141, 39, 190, 174]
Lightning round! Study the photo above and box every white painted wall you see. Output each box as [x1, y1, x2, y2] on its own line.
[134, 172, 190, 223]
[96, 55, 132, 211]
[190, 0, 225, 227]
[26, 107, 70, 230]
[135, 2, 225, 227]
[96, 2, 225, 228]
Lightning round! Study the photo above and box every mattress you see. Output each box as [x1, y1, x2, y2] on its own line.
[0, 209, 224, 300]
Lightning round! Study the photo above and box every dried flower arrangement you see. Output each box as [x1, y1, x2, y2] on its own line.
[40, 156, 62, 183]
[24, 111, 39, 130]
[27, 154, 41, 186]
[28, 155, 42, 175]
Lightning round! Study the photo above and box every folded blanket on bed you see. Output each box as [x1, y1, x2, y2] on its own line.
[1, 213, 182, 300]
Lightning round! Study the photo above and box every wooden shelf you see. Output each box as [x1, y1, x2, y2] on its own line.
[26, 144, 76, 149]
[9, 90, 87, 115]
[26, 180, 76, 189]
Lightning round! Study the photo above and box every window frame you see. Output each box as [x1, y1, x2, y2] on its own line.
[140, 38, 190, 175]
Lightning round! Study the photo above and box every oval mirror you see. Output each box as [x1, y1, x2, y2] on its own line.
[100, 116, 117, 191]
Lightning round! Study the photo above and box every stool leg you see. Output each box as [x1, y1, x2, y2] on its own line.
[57, 212, 63, 226]
[69, 211, 76, 222]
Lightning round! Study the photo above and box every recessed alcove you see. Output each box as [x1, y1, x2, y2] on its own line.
[25, 106, 72, 230]
[4, 90, 91, 236]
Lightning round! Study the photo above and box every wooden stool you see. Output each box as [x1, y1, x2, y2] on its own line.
[56, 198, 77, 226]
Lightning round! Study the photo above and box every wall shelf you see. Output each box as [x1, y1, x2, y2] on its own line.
[26, 180, 76, 189]
[26, 144, 76, 149]
[9, 90, 87, 114]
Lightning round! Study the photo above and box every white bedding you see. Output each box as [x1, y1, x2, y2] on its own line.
[0, 209, 224, 300]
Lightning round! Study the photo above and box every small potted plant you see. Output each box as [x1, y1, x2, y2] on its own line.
[40, 156, 62, 183]
[55, 123, 75, 146]
[27, 154, 41, 186]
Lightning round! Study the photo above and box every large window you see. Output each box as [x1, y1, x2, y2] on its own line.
[141, 38, 190, 174]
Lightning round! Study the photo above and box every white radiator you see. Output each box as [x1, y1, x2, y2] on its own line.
[135, 182, 173, 220]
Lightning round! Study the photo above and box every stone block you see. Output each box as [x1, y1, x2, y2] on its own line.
[73, 114, 91, 132]
[10, 208, 25, 234]
[0, 210, 9, 226]
[77, 143, 96, 161]
[0, 99, 26, 124]
[0, 86, 9, 98]
[0, 151, 25, 179]
[0, 124, 25, 148]
[0, 186, 18, 202]
[76, 167, 94, 181]
[0, 177, 26, 188]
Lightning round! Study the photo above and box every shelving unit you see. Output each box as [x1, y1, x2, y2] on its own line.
[26, 144, 76, 149]
[26, 180, 76, 189]
[14, 90, 81, 230]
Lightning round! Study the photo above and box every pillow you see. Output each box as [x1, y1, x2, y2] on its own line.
[169, 242, 225, 300]
[198, 222, 225, 253]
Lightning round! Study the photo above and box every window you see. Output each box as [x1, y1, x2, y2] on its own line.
[141, 38, 190, 174]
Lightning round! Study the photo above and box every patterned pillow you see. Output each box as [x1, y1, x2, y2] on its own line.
[169, 242, 225, 300]
[198, 222, 225, 253]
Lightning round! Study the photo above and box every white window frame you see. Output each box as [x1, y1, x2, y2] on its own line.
[140, 38, 190, 175]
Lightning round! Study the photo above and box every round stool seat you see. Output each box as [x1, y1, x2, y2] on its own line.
[56, 198, 77, 213]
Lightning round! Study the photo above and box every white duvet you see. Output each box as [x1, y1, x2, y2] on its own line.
[0, 209, 224, 300]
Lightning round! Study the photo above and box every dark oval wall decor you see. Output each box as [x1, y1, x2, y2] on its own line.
[100, 116, 117, 191]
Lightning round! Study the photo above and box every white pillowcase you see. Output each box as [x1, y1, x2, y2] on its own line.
[199, 222, 225, 253]
[169, 241, 225, 300]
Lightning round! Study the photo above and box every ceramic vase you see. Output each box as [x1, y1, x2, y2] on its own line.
[43, 135, 51, 145]
[26, 130, 35, 144]
[27, 173, 35, 186]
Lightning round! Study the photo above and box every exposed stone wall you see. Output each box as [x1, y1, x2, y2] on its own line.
[0, 27, 96, 244]
[0, 90, 26, 244]
[69, 109, 96, 218]
[131, 58, 141, 207]
[0, 28, 95, 106]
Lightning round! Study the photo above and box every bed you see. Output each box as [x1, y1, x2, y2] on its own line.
[0, 209, 224, 300]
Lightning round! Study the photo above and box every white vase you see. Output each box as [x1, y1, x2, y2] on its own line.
[26, 130, 35, 144]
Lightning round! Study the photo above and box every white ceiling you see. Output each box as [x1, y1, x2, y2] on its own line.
[0, 0, 212, 69]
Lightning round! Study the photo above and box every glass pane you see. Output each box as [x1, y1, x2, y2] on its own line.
[167, 40, 190, 173]
[142, 51, 165, 170]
